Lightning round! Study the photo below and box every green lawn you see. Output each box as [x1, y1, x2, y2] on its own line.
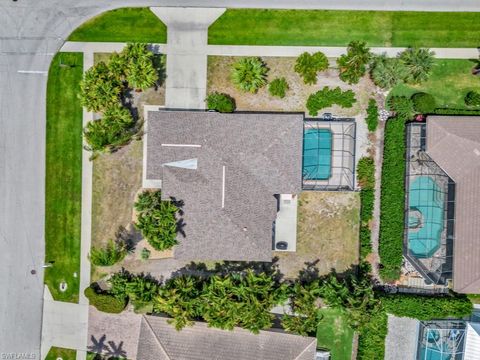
[45, 52, 83, 302]
[68, 8, 167, 43]
[316, 308, 354, 360]
[209, 10, 480, 47]
[45, 347, 76, 360]
[390, 59, 480, 109]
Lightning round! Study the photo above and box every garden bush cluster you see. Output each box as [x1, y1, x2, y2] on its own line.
[84, 285, 127, 313]
[89, 239, 127, 266]
[206, 91, 236, 113]
[306, 86, 356, 116]
[294, 52, 328, 85]
[134, 190, 181, 251]
[464, 90, 480, 107]
[231, 57, 268, 93]
[337, 41, 372, 84]
[378, 117, 406, 281]
[411, 92, 436, 114]
[80, 43, 160, 154]
[268, 77, 289, 98]
[365, 99, 379, 132]
[357, 157, 375, 259]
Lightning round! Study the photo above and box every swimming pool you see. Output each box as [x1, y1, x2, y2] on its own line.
[303, 128, 332, 180]
[407, 176, 445, 258]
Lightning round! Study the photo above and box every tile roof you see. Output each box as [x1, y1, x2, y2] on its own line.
[137, 316, 317, 360]
[426, 116, 480, 293]
[145, 110, 304, 261]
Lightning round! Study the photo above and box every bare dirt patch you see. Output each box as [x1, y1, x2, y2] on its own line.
[207, 56, 376, 117]
[276, 191, 360, 279]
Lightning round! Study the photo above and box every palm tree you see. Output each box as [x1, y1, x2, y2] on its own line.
[399, 47, 435, 84]
[294, 52, 328, 85]
[337, 41, 372, 84]
[370, 54, 409, 89]
[231, 57, 268, 93]
[121, 43, 158, 91]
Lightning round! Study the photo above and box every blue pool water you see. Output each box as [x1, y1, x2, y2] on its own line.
[303, 129, 332, 180]
[407, 176, 445, 258]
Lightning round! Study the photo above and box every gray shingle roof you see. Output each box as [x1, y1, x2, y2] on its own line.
[426, 116, 480, 293]
[137, 316, 317, 360]
[145, 110, 304, 261]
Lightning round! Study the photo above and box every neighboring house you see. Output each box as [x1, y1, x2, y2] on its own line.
[404, 116, 480, 293]
[142, 109, 356, 261]
[88, 308, 318, 360]
[385, 312, 480, 360]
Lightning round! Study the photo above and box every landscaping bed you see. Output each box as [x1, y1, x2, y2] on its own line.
[316, 308, 354, 360]
[45, 347, 76, 360]
[209, 10, 480, 47]
[207, 56, 374, 117]
[45, 52, 83, 302]
[68, 8, 167, 43]
[276, 192, 360, 279]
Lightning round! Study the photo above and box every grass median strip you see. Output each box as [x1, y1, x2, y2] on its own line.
[45, 52, 83, 302]
[209, 9, 480, 47]
[68, 8, 167, 43]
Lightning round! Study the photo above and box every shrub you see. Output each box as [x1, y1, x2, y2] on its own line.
[357, 157, 375, 259]
[83, 105, 136, 153]
[84, 285, 126, 313]
[206, 92, 236, 113]
[294, 52, 328, 85]
[141, 247, 151, 260]
[365, 99, 379, 132]
[268, 77, 289, 98]
[337, 41, 372, 84]
[134, 190, 180, 251]
[109, 271, 160, 307]
[411, 92, 436, 114]
[381, 293, 473, 320]
[357, 310, 388, 360]
[464, 90, 480, 107]
[306, 86, 356, 116]
[378, 117, 406, 281]
[79, 62, 122, 113]
[370, 54, 408, 89]
[399, 47, 435, 84]
[387, 96, 415, 120]
[122, 43, 158, 90]
[89, 239, 127, 266]
[231, 57, 268, 93]
[432, 108, 480, 115]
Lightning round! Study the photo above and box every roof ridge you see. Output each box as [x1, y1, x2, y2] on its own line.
[293, 338, 317, 360]
[142, 316, 173, 360]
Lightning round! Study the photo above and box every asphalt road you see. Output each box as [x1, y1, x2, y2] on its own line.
[0, 0, 479, 358]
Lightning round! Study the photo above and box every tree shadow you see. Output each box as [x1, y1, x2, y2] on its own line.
[88, 334, 108, 353]
[115, 225, 142, 253]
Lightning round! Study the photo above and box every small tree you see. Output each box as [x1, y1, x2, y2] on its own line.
[79, 62, 122, 113]
[134, 190, 180, 251]
[83, 105, 136, 153]
[337, 41, 372, 84]
[365, 99, 379, 132]
[268, 77, 289, 98]
[294, 52, 328, 85]
[122, 43, 158, 90]
[465, 90, 480, 106]
[206, 92, 236, 113]
[231, 57, 268, 93]
[89, 239, 127, 266]
[399, 47, 435, 84]
[370, 54, 409, 89]
[411, 92, 436, 114]
[388, 96, 415, 120]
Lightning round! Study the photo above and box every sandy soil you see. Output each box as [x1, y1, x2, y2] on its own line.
[276, 191, 360, 279]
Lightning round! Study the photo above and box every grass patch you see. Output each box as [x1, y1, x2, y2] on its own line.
[209, 10, 480, 47]
[317, 308, 354, 360]
[45, 52, 83, 302]
[378, 118, 406, 282]
[45, 347, 76, 360]
[390, 60, 479, 109]
[68, 8, 167, 43]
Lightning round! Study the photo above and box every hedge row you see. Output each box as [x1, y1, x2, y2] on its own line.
[381, 293, 473, 320]
[432, 107, 480, 115]
[357, 157, 375, 259]
[357, 310, 388, 360]
[378, 117, 406, 281]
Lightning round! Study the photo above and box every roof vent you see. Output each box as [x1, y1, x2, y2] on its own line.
[474, 148, 480, 156]
[243, 227, 248, 232]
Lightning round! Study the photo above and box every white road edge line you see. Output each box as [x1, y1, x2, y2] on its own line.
[161, 143, 202, 147]
[222, 166, 226, 209]
[17, 70, 48, 74]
